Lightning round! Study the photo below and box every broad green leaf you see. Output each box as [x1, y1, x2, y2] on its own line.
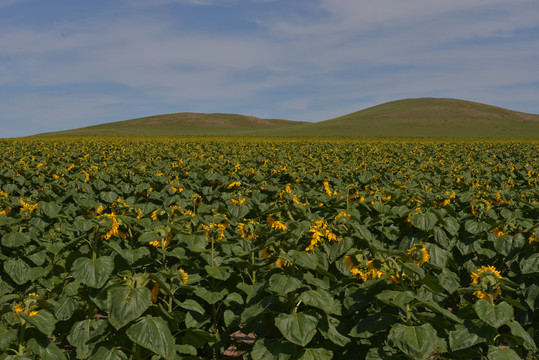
[297, 348, 333, 360]
[38, 201, 62, 218]
[22, 309, 56, 336]
[251, 339, 295, 360]
[53, 296, 78, 321]
[3, 258, 30, 285]
[506, 320, 536, 349]
[26, 336, 66, 360]
[376, 290, 415, 308]
[388, 323, 437, 360]
[176, 344, 197, 355]
[465, 220, 490, 234]
[126, 316, 175, 360]
[72, 256, 114, 288]
[88, 347, 128, 360]
[318, 315, 350, 346]
[180, 299, 205, 314]
[426, 244, 450, 267]
[520, 253, 539, 274]
[298, 289, 341, 315]
[473, 300, 513, 328]
[107, 287, 151, 330]
[204, 265, 231, 281]
[349, 312, 394, 338]
[181, 328, 217, 348]
[419, 301, 462, 323]
[268, 273, 303, 295]
[67, 319, 107, 357]
[438, 268, 461, 294]
[0, 324, 17, 350]
[487, 346, 522, 360]
[289, 250, 318, 270]
[442, 216, 460, 235]
[410, 212, 437, 232]
[194, 285, 228, 304]
[1, 232, 30, 248]
[100, 191, 119, 203]
[449, 323, 494, 351]
[274, 312, 318, 347]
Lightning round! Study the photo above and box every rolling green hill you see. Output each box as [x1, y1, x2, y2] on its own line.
[35, 98, 539, 138]
[36, 113, 308, 137]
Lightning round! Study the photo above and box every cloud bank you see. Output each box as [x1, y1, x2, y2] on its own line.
[1, 0, 538, 137]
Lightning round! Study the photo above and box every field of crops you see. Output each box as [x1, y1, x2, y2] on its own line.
[0, 137, 537, 360]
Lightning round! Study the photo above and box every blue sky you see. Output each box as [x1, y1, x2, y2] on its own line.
[1, 0, 539, 137]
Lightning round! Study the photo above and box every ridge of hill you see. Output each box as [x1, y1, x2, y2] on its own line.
[35, 98, 539, 138]
[36, 113, 308, 137]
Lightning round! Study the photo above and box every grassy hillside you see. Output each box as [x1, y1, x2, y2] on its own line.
[36, 113, 309, 137]
[35, 98, 539, 138]
[255, 98, 539, 138]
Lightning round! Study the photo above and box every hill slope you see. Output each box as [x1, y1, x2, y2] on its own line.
[254, 98, 539, 138]
[37, 113, 309, 137]
[35, 98, 539, 138]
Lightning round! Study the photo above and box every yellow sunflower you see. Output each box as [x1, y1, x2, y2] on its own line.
[471, 265, 503, 303]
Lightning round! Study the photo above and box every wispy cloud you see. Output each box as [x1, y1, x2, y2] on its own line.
[1, 0, 538, 137]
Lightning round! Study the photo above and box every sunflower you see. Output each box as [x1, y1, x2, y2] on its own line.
[202, 222, 227, 242]
[471, 265, 503, 303]
[408, 242, 430, 266]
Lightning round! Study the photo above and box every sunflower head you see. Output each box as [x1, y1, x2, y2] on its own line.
[471, 265, 503, 302]
[408, 242, 430, 266]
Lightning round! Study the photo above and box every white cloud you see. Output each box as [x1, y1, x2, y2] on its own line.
[1, 0, 539, 136]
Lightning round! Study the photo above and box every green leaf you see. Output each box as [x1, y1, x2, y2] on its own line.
[318, 315, 350, 346]
[410, 212, 437, 231]
[473, 300, 513, 328]
[487, 346, 522, 360]
[298, 289, 341, 315]
[100, 191, 119, 203]
[88, 347, 128, 360]
[180, 299, 205, 315]
[442, 216, 460, 235]
[251, 339, 295, 360]
[204, 265, 231, 281]
[376, 290, 415, 308]
[289, 250, 318, 270]
[22, 309, 56, 336]
[506, 320, 536, 349]
[107, 287, 151, 330]
[3, 258, 30, 285]
[268, 273, 303, 295]
[67, 319, 107, 358]
[71, 256, 114, 288]
[349, 312, 394, 338]
[1, 232, 30, 248]
[426, 244, 450, 267]
[449, 323, 494, 351]
[38, 201, 62, 218]
[176, 344, 197, 355]
[0, 324, 18, 350]
[181, 328, 217, 348]
[194, 285, 228, 304]
[520, 253, 539, 274]
[297, 348, 333, 360]
[26, 336, 66, 360]
[126, 316, 175, 360]
[465, 220, 490, 234]
[438, 268, 461, 294]
[274, 312, 318, 347]
[53, 296, 78, 321]
[388, 323, 437, 360]
[419, 301, 462, 324]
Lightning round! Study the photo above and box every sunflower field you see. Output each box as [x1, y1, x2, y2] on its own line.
[0, 137, 537, 360]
